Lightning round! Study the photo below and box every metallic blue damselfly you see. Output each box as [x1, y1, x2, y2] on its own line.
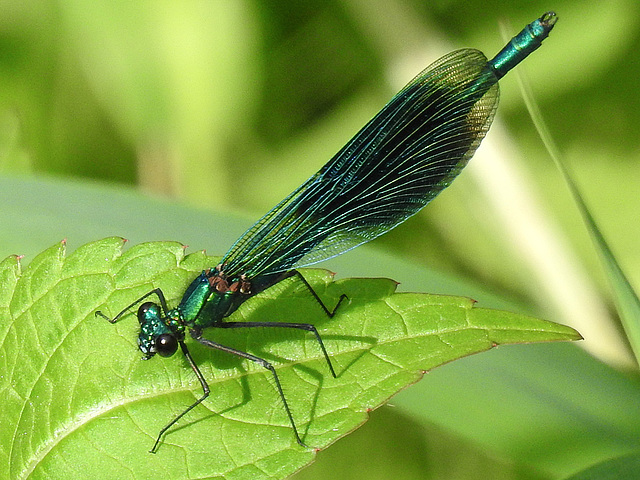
[97, 12, 557, 452]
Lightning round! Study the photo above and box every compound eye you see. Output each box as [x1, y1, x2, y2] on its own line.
[155, 333, 178, 357]
[137, 302, 157, 324]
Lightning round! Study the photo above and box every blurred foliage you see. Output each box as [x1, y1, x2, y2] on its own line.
[2, 0, 638, 307]
[2, 0, 640, 478]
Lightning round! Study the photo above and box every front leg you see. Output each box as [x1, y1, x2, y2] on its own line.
[95, 288, 171, 323]
[150, 340, 210, 453]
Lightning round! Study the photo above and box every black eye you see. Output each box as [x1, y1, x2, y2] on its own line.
[155, 333, 178, 357]
[137, 302, 157, 324]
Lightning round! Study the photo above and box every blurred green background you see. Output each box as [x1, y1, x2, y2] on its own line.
[2, 1, 640, 479]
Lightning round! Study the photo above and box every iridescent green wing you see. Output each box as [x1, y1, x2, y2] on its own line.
[222, 49, 498, 278]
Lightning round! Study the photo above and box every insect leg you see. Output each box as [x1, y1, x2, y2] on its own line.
[217, 321, 337, 378]
[150, 340, 210, 454]
[95, 288, 171, 323]
[293, 270, 348, 318]
[192, 331, 311, 448]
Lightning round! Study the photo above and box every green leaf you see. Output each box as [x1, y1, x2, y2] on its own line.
[560, 451, 640, 480]
[2, 239, 580, 479]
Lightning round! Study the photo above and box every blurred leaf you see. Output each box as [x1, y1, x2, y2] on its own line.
[2, 238, 578, 479]
[393, 340, 640, 478]
[560, 452, 640, 480]
[294, 406, 550, 480]
[61, 1, 260, 199]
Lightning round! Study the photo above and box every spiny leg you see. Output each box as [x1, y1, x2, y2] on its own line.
[95, 288, 170, 323]
[150, 341, 210, 454]
[192, 330, 311, 448]
[216, 321, 337, 378]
